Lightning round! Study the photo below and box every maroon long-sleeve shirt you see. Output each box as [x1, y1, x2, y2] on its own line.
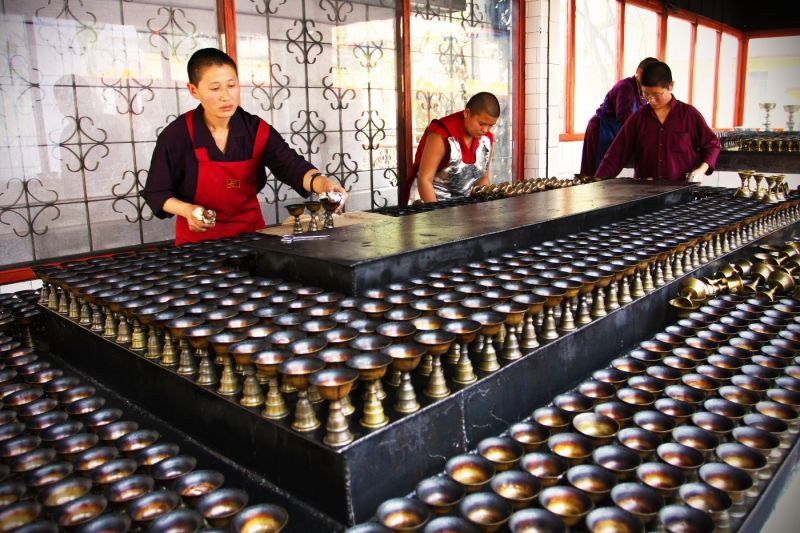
[143, 104, 312, 218]
[595, 96, 720, 181]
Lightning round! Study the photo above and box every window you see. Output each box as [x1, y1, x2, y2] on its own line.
[573, 0, 618, 133]
[623, 4, 658, 77]
[691, 25, 717, 124]
[716, 33, 739, 128]
[743, 35, 800, 130]
[409, 0, 515, 185]
[562, 1, 746, 139]
[665, 17, 692, 102]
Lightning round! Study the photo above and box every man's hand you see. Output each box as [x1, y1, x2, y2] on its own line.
[687, 163, 709, 183]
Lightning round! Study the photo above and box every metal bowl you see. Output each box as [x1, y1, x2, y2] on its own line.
[104, 474, 155, 506]
[459, 491, 513, 532]
[195, 487, 249, 528]
[230, 503, 289, 533]
[565, 464, 615, 503]
[519, 452, 569, 488]
[610, 482, 664, 525]
[658, 504, 715, 533]
[415, 476, 466, 515]
[172, 469, 225, 506]
[126, 489, 181, 526]
[375, 497, 430, 532]
[51, 493, 107, 528]
[538, 485, 593, 527]
[445, 454, 495, 493]
[508, 508, 565, 533]
[585, 506, 643, 533]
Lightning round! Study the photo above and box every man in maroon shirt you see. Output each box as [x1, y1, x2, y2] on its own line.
[580, 57, 659, 176]
[595, 61, 720, 182]
[142, 48, 348, 244]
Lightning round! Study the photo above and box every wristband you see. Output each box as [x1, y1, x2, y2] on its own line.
[309, 172, 323, 193]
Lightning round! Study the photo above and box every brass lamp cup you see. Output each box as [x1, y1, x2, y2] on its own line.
[509, 421, 549, 452]
[611, 482, 664, 526]
[716, 442, 767, 483]
[50, 430, 94, 461]
[415, 476, 466, 515]
[195, 487, 249, 528]
[446, 454, 496, 493]
[25, 461, 74, 491]
[617, 426, 661, 463]
[532, 406, 573, 435]
[172, 469, 225, 507]
[134, 442, 180, 472]
[0, 501, 41, 531]
[767, 387, 800, 409]
[231, 503, 289, 533]
[636, 461, 685, 500]
[554, 392, 594, 413]
[611, 357, 646, 376]
[585, 506, 644, 533]
[52, 493, 108, 529]
[308, 367, 359, 447]
[90, 457, 137, 487]
[149, 508, 205, 533]
[592, 444, 642, 481]
[632, 410, 675, 438]
[664, 384, 705, 406]
[116, 428, 160, 456]
[383, 342, 426, 412]
[616, 387, 656, 411]
[489, 470, 541, 511]
[756, 400, 798, 428]
[519, 452, 569, 488]
[459, 492, 513, 532]
[732, 426, 780, 465]
[679, 481, 732, 526]
[38, 475, 92, 509]
[592, 368, 628, 389]
[97, 420, 138, 444]
[127, 489, 182, 528]
[571, 412, 618, 446]
[377, 322, 417, 344]
[658, 504, 716, 533]
[82, 407, 124, 431]
[699, 462, 753, 505]
[719, 384, 760, 410]
[347, 352, 392, 429]
[566, 464, 615, 504]
[654, 398, 694, 424]
[71, 445, 119, 475]
[594, 401, 635, 427]
[477, 437, 524, 472]
[508, 508, 566, 533]
[376, 497, 430, 532]
[627, 375, 665, 394]
[656, 442, 704, 479]
[151, 455, 198, 487]
[104, 474, 155, 508]
[538, 485, 593, 527]
[418, 516, 477, 533]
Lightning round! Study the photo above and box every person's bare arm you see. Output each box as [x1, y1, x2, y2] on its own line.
[416, 134, 447, 203]
[476, 147, 493, 188]
[162, 197, 212, 233]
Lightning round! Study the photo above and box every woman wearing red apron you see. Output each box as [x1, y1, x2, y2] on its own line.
[143, 48, 348, 245]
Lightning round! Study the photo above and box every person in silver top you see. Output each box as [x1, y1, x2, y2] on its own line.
[402, 93, 500, 204]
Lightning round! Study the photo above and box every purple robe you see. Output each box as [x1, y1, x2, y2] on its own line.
[580, 76, 644, 176]
[595, 97, 720, 181]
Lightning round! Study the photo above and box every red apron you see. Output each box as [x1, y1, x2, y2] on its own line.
[175, 109, 268, 245]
